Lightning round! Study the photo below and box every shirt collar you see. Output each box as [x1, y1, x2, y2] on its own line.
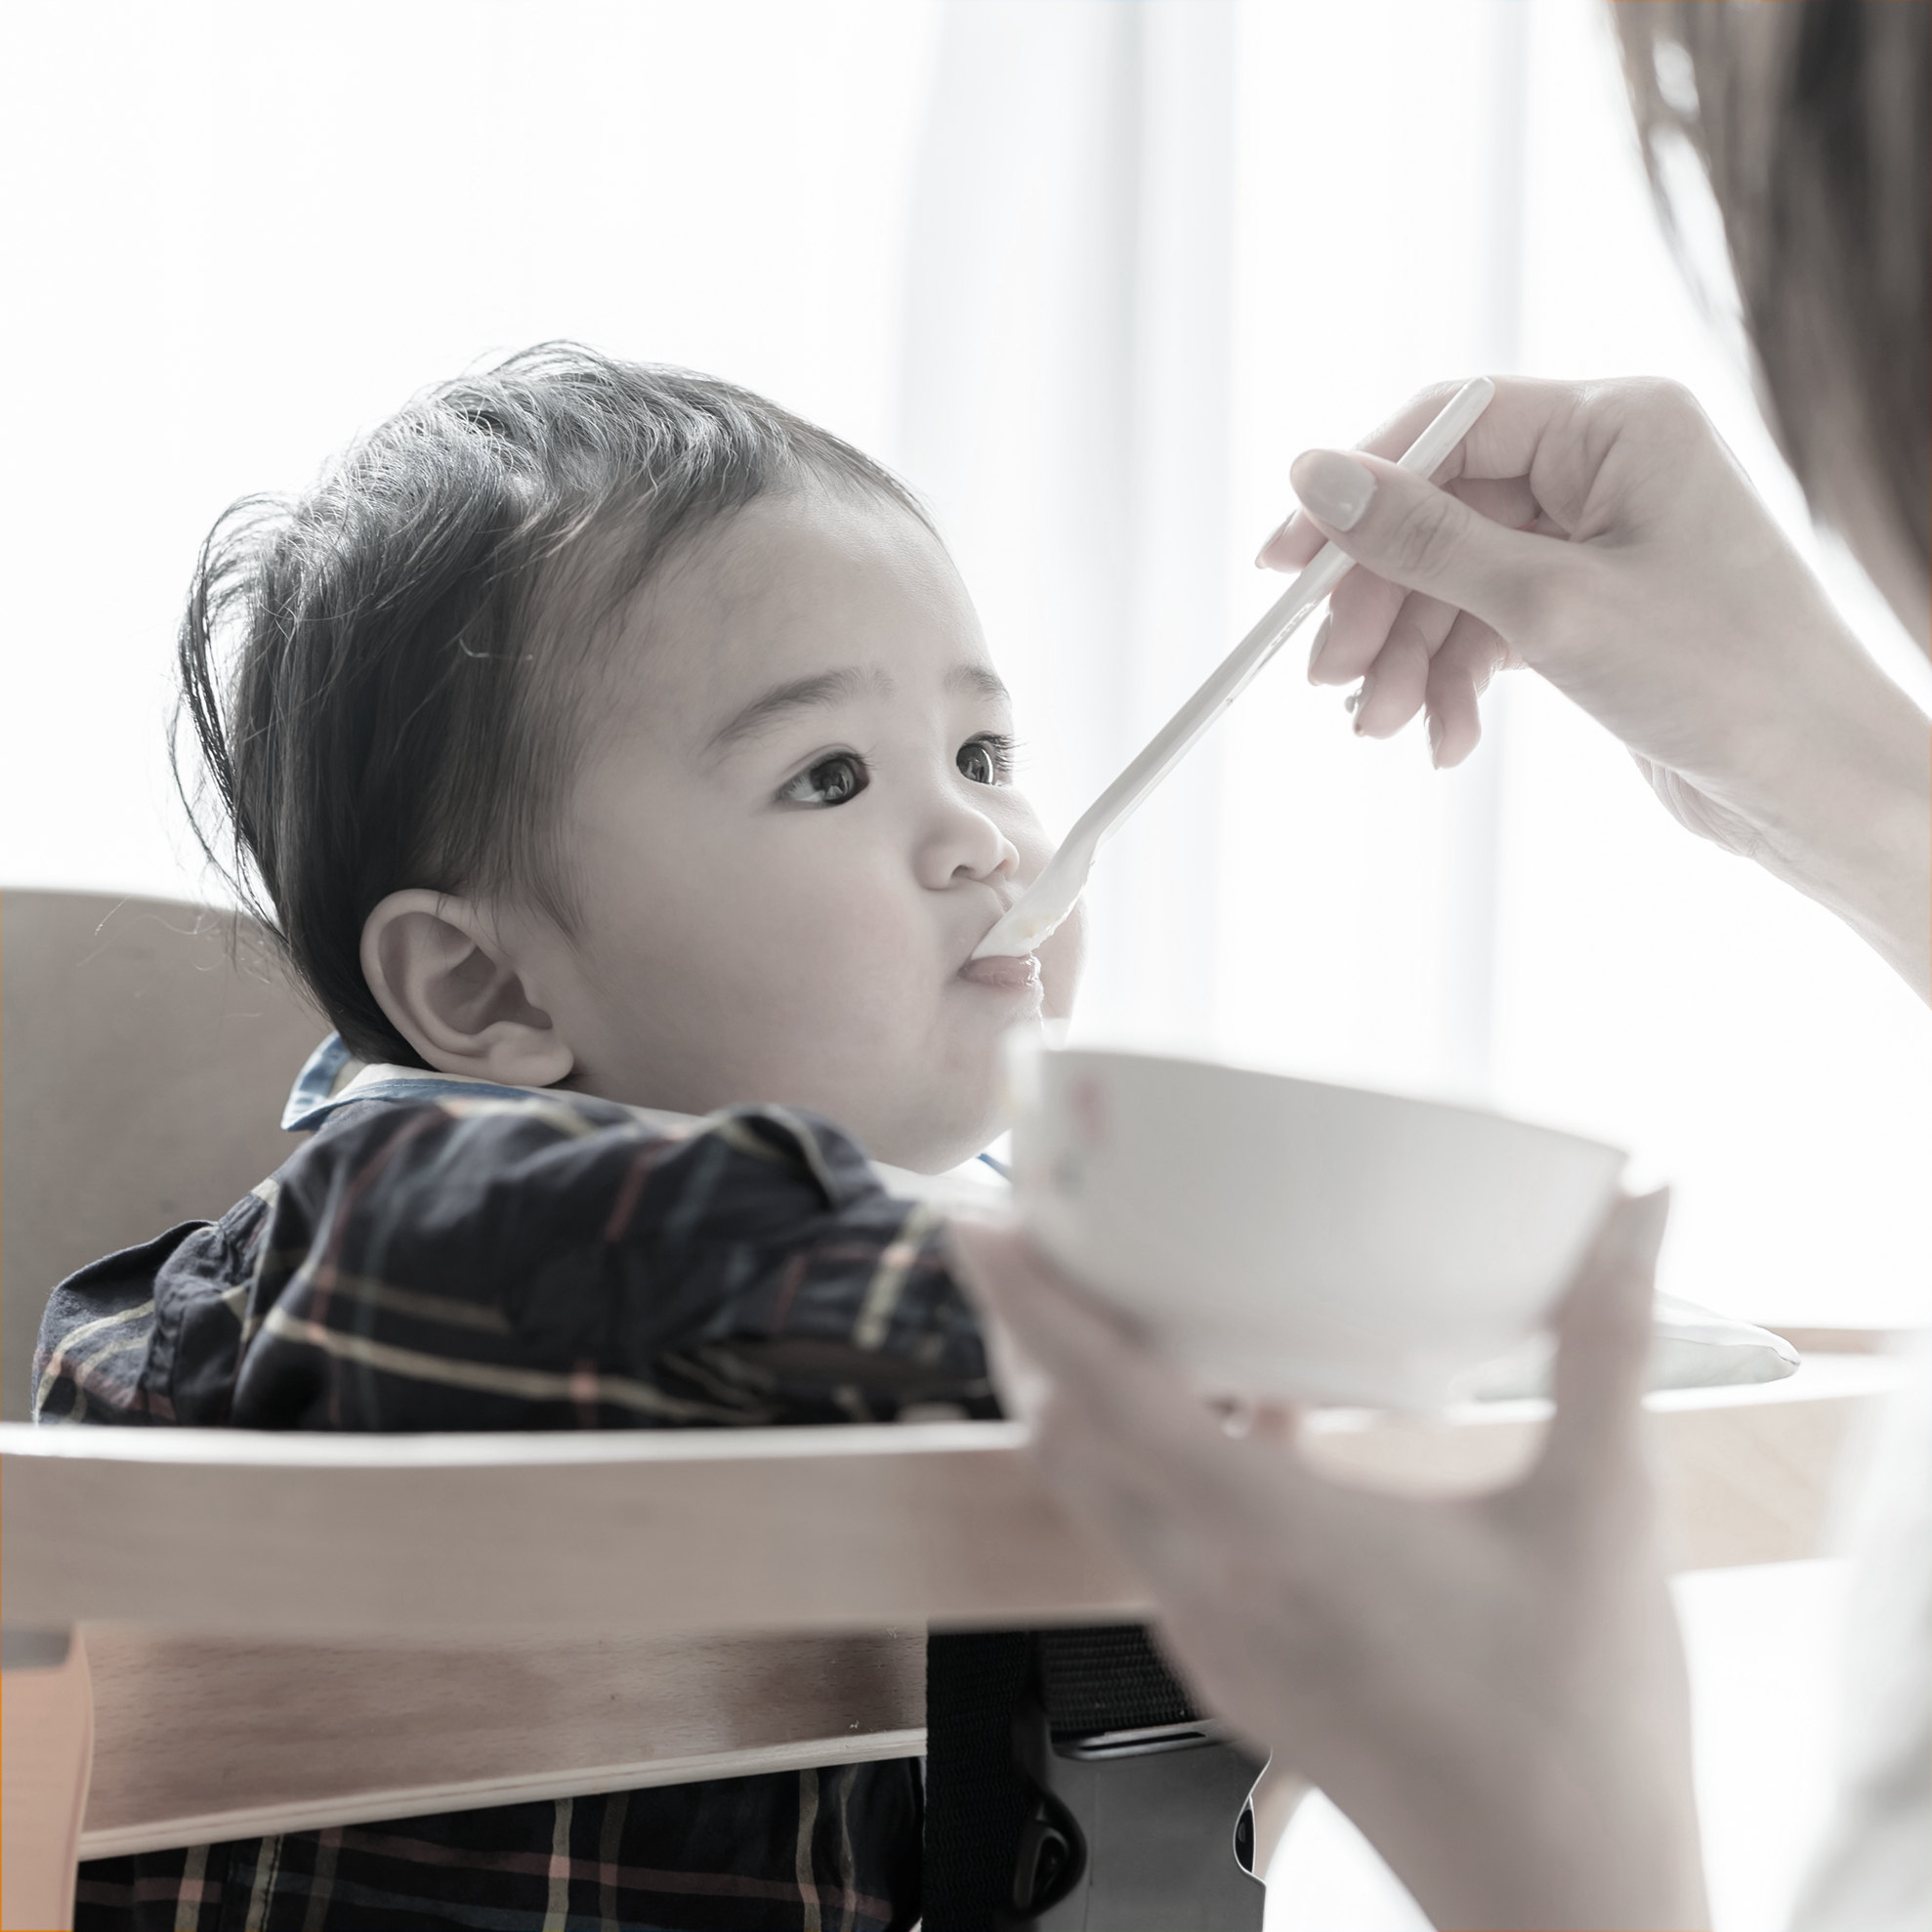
[280, 1034, 561, 1132]
[279, 1033, 1010, 1193]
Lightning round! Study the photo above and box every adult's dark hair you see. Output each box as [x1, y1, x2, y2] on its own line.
[175, 344, 933, 1067]
[1615, 0, 1930, 582]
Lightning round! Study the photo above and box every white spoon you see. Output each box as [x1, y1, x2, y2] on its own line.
[972, 376, 1497, 960]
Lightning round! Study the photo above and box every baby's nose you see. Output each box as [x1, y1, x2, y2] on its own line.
[919, 797, 1019, 890]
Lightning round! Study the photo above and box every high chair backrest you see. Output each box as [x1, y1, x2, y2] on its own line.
[0, 889, 321, 1420]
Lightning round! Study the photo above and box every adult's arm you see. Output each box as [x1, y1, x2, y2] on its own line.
[1264, 377, 1931, 999]
[951, 1197, 1711, 1932]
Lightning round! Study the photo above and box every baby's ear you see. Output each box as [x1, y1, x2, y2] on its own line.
[360, 891, 573, 1087]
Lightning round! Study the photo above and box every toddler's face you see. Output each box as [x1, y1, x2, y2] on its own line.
[511, 489, 1080, 1170]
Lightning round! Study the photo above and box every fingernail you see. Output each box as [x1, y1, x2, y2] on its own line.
[1606, 1189, 1671, 1269]
[1349, 675, 1374, 732]
[1290, 449, 1377, 531]
[1255, 515, 1296, 568]
[1305, 612, 1334, 683]
[1428, 714, 1444, 766]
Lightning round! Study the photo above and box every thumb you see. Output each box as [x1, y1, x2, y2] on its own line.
[1531, 1189, 1670, 1500]
[1290, 445, 1571, 642]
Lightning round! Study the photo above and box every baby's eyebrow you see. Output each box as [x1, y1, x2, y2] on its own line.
[707, 666, 886, 750]
[708, 660, 1010, 752]
[946, 663, 1011, 704]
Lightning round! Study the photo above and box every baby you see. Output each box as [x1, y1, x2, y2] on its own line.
[37, 346, 1081, 1931]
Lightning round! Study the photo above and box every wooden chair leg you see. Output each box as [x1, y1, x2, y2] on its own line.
[3, 1630, 94, 1932]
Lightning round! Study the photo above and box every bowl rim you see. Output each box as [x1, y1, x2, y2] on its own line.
[1015, 1037, 1627, 1165]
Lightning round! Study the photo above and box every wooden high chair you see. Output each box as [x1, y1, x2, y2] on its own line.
[0, 888, 1908, 1930]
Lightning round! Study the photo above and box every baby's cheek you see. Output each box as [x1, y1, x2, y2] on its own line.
[799, 899, 932, 1029]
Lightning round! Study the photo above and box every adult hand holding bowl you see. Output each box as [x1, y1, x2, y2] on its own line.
[947, 1191, 1700, 1932]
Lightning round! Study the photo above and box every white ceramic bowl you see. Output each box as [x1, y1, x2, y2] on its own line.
[1007, 1040, 1627, 1410]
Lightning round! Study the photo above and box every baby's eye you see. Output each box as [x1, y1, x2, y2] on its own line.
[956, 734, 1016, 786]
[778, 752, 869, 808]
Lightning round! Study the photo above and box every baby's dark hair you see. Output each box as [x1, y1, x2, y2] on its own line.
[176, 344, 933, 1067]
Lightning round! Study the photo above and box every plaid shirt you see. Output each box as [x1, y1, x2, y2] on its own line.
[37, 1044, 998, 1931]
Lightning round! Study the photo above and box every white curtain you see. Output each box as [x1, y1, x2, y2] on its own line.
[895, 0, 1238, 1047]
[893, 0, 1530, 1095]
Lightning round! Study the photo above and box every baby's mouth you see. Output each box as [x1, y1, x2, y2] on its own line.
[958, 952, 1041, 991]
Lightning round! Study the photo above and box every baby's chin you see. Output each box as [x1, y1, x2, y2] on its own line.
[865, 1119, 1001, 1176]
[858, 1072, 1008, 1175]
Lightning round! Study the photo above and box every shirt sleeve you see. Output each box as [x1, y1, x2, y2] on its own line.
[183, 1094, 996, 1432]
[33, 1220, 231, 1426]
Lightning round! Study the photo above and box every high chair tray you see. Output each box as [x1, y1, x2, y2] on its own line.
[0, 1355, 1910, 1868]
[1, 1355, 1906, 1645]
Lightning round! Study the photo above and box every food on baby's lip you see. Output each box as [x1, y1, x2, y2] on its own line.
[959, 951, 1040, 990]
